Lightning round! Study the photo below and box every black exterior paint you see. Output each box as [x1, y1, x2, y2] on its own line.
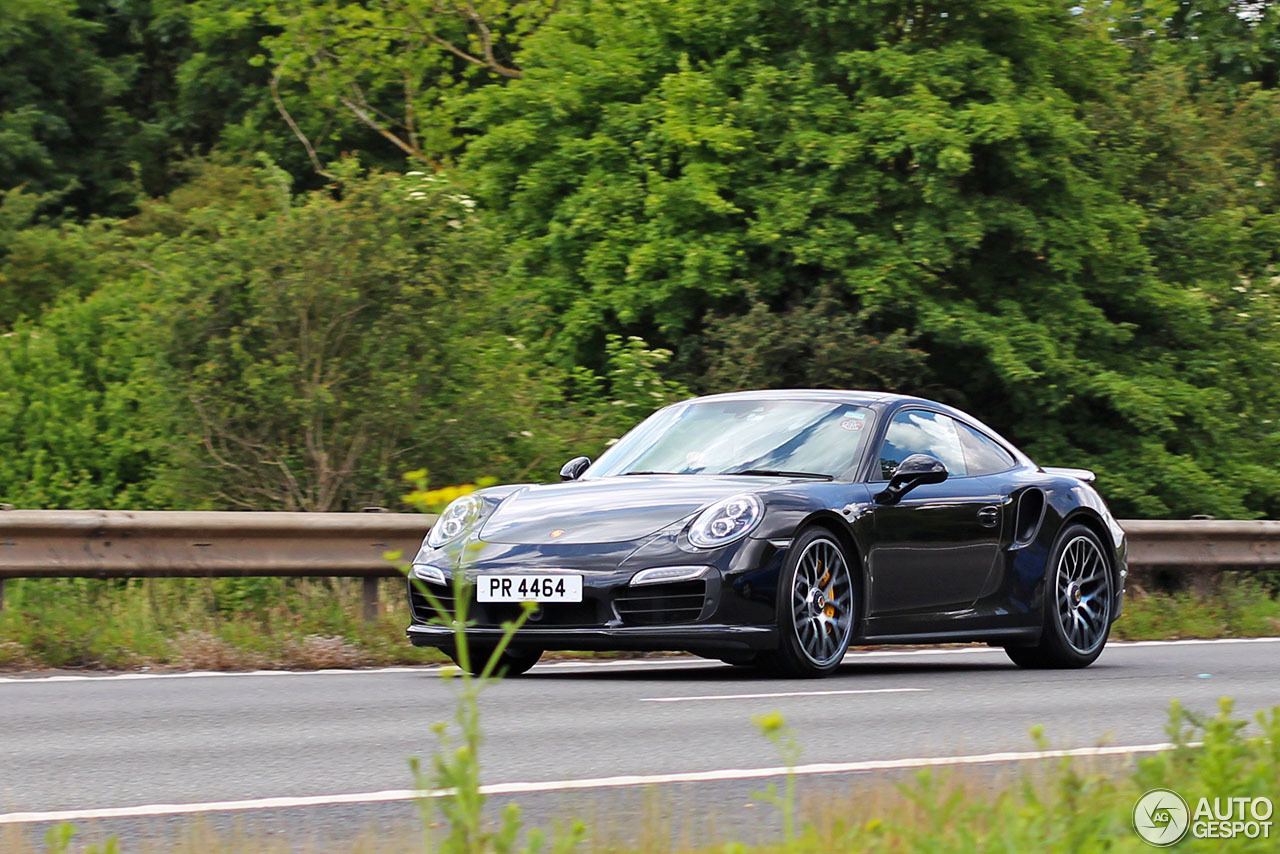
[406, 390, 1127, 657]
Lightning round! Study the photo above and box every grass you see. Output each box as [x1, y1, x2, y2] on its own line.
[1113, 574, 1280, 640]
[0, 574, 1277, 672]
[0, 576, 443, 671]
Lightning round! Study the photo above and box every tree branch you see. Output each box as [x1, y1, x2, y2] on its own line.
[271, 73, 334, 179]
[395, 4, 523, 78]
[339, 95, 441, 168]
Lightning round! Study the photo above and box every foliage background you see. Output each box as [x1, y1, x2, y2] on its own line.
[2, 0, 1280, 519]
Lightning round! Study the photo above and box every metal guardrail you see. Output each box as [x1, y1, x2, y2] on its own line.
[0, 511, 1276, 616]
[0, 510, 436, 619]
[1124, 519, 1280, 570]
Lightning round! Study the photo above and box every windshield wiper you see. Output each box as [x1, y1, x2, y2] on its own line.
[724, 469, 833, 480]
[621, 470, 687, 475]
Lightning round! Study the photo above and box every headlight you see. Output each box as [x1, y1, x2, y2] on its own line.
[427, 494, 485, 548]
[688, 493, 763, 549]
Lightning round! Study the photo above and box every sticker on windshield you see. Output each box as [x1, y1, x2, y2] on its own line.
[840, 410, 867, 431]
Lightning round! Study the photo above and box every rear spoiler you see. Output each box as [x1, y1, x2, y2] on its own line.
[1041, 466, 1096, 484]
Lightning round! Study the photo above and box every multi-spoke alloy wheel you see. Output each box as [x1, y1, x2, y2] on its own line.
[792, 537, 855, 666]
[1006, 523, 1114, 669]
[1054, 535, 1112, 654]
[764, 528, 858, 677]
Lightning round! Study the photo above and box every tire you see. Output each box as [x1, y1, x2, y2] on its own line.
[761, 527, 858, 678]
[448, 645, 543, 677]
[1005, 523, 1113, 669]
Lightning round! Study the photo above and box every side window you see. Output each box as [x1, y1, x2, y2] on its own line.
[876, 411, 968, 480]
[955, 421, 1016, 476]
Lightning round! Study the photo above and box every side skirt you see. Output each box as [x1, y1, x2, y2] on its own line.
[858, 626, 1041, 646]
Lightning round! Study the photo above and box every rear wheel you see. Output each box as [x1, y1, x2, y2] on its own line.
[1005, 523, 1113, 669]
[762, 528, 857, 678]
[448, 645, 543, 677]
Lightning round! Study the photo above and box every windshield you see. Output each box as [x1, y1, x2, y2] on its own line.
[585, 399, 875, 479]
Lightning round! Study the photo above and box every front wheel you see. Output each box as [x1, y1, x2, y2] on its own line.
[1005, 523, 1113, 669]
[448, 645, 543, 677]
[761, 528, 858, 678]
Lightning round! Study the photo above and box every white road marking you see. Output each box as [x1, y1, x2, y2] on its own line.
[1107, 637, 1280, 648]
[0, 659, 709, 685]
[641, 687, 927, 703]
[0, 741, 1177, 825]
[0, 667, 431, 685]
[0, 636, 1275, 685]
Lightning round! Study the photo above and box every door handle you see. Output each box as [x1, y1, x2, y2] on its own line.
[977, 505, 1001, 528]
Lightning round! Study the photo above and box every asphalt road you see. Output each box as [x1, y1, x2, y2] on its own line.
[1, 638, 1277, 849]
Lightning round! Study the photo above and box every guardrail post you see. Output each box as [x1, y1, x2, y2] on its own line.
[0, 503, 9, 610]
[361, 576, 379, 623]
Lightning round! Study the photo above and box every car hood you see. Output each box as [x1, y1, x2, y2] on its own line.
[478, 475, 773, 545]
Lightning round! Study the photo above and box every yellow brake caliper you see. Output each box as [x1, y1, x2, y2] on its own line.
[819, 565, 836, 622]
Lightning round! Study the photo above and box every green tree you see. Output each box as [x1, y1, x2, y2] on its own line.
[0, 163, 568, 509]
[462, 0, 1280, 517]
[687, 284, 930, 395]
[263, 0, 557, 171]
[0, 0, 136, 217]
[1106, 1, 1280, 90]
[0, 262, 173, 509]
[140, 163, 564, 510]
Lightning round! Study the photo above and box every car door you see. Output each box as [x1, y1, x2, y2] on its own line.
[865, 409, 1005, 616]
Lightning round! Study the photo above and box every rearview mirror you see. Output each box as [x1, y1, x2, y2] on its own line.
[560, 456, 591, 481]
[874, 454, 948, 504]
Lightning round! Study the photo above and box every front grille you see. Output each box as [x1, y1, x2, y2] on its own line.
[615, 580, 707, 626]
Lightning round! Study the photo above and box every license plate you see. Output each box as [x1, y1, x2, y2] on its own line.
[476, 574, 583, 603]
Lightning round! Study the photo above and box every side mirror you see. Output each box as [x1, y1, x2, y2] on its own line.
[874, 453, 948, 505]
[559, 456, 591, 481]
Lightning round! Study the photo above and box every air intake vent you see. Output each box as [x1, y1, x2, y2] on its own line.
[615, 580, 707, 626]
[1014, 489, 1046, 546]
[408, 580, 454, 624]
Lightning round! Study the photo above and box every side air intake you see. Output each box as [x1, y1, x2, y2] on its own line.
[1013, 489, 1045, 546]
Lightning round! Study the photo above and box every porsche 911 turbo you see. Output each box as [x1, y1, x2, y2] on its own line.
[406, 390, 1126, 678]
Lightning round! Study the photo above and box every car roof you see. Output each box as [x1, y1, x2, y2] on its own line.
[679, 389, 916, 407]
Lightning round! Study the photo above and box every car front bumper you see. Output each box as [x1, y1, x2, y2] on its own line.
[406, 622, 778, 653]
[403, 538, 785, 656]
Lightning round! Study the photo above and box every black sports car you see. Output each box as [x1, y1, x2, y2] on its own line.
[406, 390, 1126, 677]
